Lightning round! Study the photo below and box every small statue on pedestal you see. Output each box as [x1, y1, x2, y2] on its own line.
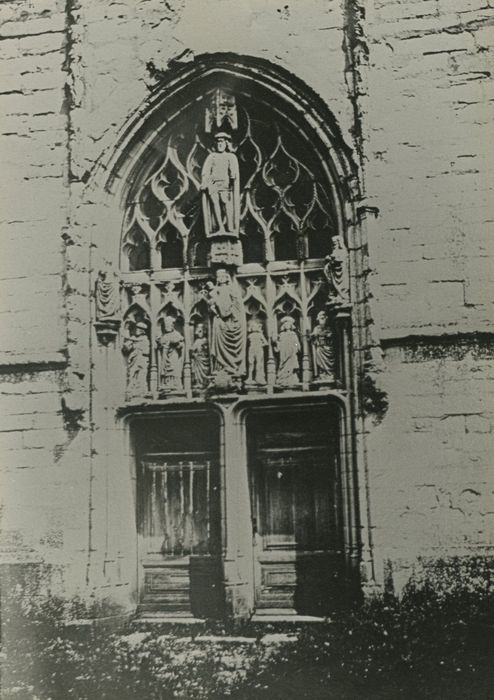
[310, 310, 335, 383]
[94, 269, 120, 344]
[157, 316, 184, 394]
[246, 319, 268, 386]
[201, 133, 242, 266]
[191, 322, 210, 390]
[324, 235, 350, 305]
[122, 322, 150, 397]
[95, 269, 120, 319]
[275, 316, 300, 387]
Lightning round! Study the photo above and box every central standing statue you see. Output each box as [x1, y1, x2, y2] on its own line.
[201, 133, 242, 266]
[207, 268, 246, 388]
[201, 132, 240, 235]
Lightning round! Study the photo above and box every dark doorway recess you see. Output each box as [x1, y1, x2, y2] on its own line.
[247, 404, 345, 616]
[133, 411, 223, 618]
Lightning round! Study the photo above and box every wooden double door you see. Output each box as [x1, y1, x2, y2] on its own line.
[248, 407, 344, 616]
[135, 406, 344, 618]
[135, 413, 222, 617]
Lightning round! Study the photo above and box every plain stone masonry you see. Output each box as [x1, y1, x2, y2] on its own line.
[0, 0, 492, 612]
[366, 0, 494, 336]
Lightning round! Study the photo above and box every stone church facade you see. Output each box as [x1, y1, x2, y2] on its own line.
[0, 0, 493, 620]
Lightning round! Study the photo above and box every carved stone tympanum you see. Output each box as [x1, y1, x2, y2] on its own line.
[118, 86, 352, 400]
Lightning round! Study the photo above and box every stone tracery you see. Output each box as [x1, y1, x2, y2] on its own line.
[114, 84, 351, 398]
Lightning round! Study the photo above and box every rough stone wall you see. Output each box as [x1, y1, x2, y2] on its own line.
[0, 1, 67, 364]
[0, 0, 492, 604]
[0, 2, 74, 594]
[363, 0, 494, 587]
[368, 338, 494, 589]
[366, 0, 494, 336]
[0, 371, 84, 574]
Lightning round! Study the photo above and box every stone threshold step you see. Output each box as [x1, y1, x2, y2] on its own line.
[123, 631, 299, 644]
[133, 614, 329, 627]
[252, 614, 328, 623]
[136, 615, 206, 625]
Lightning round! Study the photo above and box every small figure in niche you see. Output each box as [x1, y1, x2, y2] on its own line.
[122, 322, 150, 396]
[95, 269, 120, 320]
[201, 132, 240, 236]
[191, 322, 210, 390]
[157, 315, 184, 393]
[324, 235, 349, 304]
[208, 268, 246, 381]
[274, 315, 300, 386]
[310, 310, 335, 382]
[246, 318, 268, 386]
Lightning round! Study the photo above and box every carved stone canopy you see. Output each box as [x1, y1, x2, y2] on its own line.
[205, 89, 238, 133]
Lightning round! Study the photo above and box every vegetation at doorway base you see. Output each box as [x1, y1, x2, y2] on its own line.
[1, 556, 494, 699]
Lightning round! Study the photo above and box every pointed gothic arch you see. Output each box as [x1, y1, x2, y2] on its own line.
[88, 55, 373, 619]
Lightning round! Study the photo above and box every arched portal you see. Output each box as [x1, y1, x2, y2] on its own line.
[90, 55, 365, 619]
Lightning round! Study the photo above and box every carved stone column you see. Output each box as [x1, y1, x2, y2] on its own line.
[221, 402, 255, 620]
[330, 304, 352, 390]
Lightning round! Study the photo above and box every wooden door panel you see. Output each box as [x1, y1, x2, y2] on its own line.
[141, 559, 191, 614]
[135, 413, 222, 617]
[138, 456, 221, 615]
[142, 460, 215, 557]
[249, 407, 343, 615]
[256, 553, 344, 614]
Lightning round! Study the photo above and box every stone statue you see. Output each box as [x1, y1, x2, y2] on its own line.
[201, 132, 240, 237]
[122, 322, 150, 396]
[246, 319, 268, 386]
[157, 316, 184, 393]
[208, 268, 246, 384]
[310, 310, 335, 382]
[94, 269, 121, 344]
[191, 322, 210, 390]
[95, 269, 120, 320]
[324, 235, 349, 304]
[275, 316, 300, 386]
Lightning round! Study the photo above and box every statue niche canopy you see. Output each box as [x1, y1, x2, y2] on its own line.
[115, 86, 351, 398]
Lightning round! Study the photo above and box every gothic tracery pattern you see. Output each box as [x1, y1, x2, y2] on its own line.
[121, 90, 337, 271]
[117, 86, 350, 399]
